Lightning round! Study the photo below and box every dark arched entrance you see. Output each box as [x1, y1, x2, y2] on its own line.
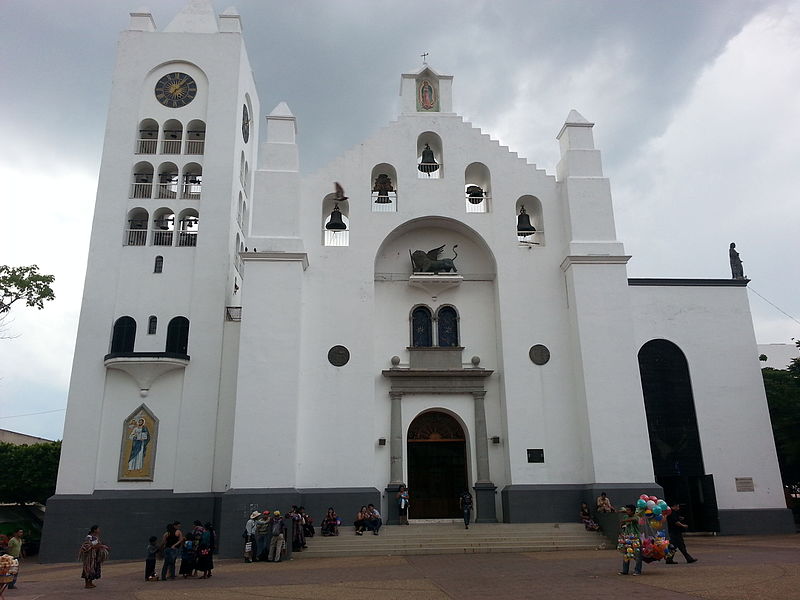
[407, 411, 468, 518]
[638, 339, 719, 531]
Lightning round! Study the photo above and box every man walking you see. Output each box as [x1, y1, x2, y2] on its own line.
[666, 504, 697, 564]
[459, 490, 473, 529]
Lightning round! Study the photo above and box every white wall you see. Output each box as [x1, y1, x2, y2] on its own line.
[629, 284, 786, 510]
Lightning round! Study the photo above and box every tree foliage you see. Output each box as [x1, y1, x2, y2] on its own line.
[762, 341, 800, 497]
[0, 265, 55, 314]
[0, 441, 61, 505]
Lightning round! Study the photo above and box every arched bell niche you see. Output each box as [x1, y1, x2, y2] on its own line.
[321, 192, 349, 247]
[515, 195, 545, 246]
[370, 163, 398, 212]
[465, 162, 491, 213]
[417, 132, 443, 179]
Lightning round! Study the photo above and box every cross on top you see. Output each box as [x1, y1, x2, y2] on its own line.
[421, 52, 429, 64]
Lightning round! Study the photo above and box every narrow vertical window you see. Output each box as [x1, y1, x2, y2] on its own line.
[411, 306, 433, 347]
[436, 306, 459, 347]
[148, 316, 157, 335]
[154, 256, 164, 273]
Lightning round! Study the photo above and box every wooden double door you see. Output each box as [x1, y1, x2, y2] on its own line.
[407, 411, 469, 519]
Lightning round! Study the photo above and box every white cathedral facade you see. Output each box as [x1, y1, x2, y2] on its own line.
[41, 1, 792, 561]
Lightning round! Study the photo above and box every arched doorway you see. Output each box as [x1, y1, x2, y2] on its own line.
[638, 339, 719, 531]
[407, 411, 468, 518]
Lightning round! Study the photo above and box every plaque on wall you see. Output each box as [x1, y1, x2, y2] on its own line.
[328, 345, 350, 367]
[735, 477, 755, 492]
[527, 448, 545, 463]
[529, 344, 551, 365]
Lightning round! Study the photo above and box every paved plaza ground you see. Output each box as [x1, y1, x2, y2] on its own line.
[4, 534, 799, 599]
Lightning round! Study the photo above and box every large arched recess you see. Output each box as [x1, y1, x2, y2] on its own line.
[373, 216, 498, 361]
[374, 216, 497, 276]
[638, 339, 719, 531]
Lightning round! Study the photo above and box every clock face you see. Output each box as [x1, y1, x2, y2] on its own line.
[242, 104, 250, 143]
[154, 72, 197, 108]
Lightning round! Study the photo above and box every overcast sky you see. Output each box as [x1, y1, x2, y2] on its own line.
[1, 0, 799, 440]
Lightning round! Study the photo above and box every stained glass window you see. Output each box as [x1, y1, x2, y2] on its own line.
[437, 306, 459, 347]
[411, 306, 433, 347]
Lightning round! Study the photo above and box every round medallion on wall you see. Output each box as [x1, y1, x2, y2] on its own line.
[242, 104, 250, 143]
[328, 345, 350, 367]
[529, 344, 551, 366]
[154, 72, 197, 108]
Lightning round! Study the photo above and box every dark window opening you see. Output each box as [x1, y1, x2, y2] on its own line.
[436, 306, 459, 347]
[148, 316, 157, 335]
[110, 316, 136, 353]
[154, 256, 164, 273]
[165, 316, 190, 354]
[411, 307, 433, 347]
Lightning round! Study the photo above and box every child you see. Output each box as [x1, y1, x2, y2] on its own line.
[145, 536, 159, 581]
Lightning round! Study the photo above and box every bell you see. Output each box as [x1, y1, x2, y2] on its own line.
[516, 205, 536, 235]
[418, 143, 439, 174]
[373, 173, 393, 203]
[467, 185, 485, 204]
[325, 203, 347, 230]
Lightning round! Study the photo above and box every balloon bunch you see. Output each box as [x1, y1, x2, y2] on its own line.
[616, 531, 640, 561]
[636, 495, 671, 529]
[635, 494, 671, 562]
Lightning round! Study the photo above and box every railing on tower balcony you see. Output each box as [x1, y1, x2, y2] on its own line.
[152, 223, 174, 246]
[157, 182, 178, 199]
[136, 138, 157, 154]
[124, 229, 148, 246]
[181, 181, 202, 200]
[465, 193, 490, 213]
[185, 139, 205, 154]
[161, 132, 182, 154]
[371, 191, 398, 212]
[130, 182, 153, 199]
[177, 231, 197, 247]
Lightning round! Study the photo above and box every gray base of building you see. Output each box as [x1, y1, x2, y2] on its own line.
[474, 482, 498, 523]
[40, 487, 381, 563]
[717, 508, 795, 535]
[39, 490, 221, 563]
[501, 483, 664, 523]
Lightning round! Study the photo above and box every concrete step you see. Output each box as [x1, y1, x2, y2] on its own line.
[294, 523, 608, 559]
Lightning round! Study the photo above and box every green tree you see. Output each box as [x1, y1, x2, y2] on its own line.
[0, 441, 62, 505]
[0, 265, 55, 314]
[762, 341, 800, 498]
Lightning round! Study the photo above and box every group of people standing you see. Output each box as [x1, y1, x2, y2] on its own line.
[153, 520, 216, 582]
[245, 506, 312, 563]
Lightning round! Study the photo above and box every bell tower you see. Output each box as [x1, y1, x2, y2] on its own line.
[42, 0, 259, 562]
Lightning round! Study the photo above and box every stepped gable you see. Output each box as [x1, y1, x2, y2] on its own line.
[308, 112, 552, 182]
[163, 0, 219, 33]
